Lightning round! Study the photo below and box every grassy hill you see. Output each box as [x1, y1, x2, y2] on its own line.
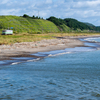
[0, 15, 60, 34]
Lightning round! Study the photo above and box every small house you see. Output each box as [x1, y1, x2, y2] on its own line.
[2, 30, 13, 35]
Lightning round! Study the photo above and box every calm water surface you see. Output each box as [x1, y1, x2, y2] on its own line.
[0, 37, 100, 100]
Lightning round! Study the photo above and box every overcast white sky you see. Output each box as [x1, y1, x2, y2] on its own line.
[0, 0, 100, 26]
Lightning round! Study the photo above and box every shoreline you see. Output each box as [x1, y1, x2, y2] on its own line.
[0, 35, 100, 61]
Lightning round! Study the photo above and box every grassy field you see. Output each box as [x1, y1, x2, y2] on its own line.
[0, 33, 100, 45]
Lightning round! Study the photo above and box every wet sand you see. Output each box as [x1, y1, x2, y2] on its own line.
[0, 35, 99, 60]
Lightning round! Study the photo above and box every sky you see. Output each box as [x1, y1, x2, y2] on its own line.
[0, 0, 100, 26]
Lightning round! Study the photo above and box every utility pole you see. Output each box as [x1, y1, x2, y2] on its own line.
[38, 10, 39, 18]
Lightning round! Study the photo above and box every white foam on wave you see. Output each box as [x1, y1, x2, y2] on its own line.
[11, 62, 21, 65]
[27, 58, 40, 62]
[48, 52, 71, 57]
[11, 58, 41, 65]
[84, 37, 100, 43]
[84, 38, 97, 42]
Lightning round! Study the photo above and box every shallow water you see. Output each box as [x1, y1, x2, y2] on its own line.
[0, 37, 100, 100]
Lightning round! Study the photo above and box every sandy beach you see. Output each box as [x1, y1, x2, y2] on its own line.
[0, 35, 99, 60]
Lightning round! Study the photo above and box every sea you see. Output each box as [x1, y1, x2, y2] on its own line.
[0, 37, 100, 100]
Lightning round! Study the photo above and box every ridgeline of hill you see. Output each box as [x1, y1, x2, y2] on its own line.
[0, 15, 100, 34]
[47, 16, 100, 32]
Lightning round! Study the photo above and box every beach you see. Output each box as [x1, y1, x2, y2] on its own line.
[0, 35, 99, 60]
[0, 35, 100, 99]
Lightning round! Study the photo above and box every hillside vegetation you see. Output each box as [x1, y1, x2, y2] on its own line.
[47, 16, 100, 32]
[0, 15, 59, 34]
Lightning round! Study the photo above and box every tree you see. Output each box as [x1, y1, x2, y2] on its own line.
[32, 15, 35, 19]
[23, 14, 30, 18]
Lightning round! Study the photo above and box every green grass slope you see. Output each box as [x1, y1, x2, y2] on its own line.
[59, 24, 71, 32]
[0, 15, 60, 34]
[46, 16, 71, 32]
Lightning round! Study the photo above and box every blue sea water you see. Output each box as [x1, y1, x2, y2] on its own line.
[0, 37, 100, 100]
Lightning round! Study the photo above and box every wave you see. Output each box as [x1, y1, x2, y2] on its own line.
[48, 52, 71, 57]
[11, 58, 41, 65]
[11, 62, 21, 65]
[26, 58, 40, 62]
[84, 37, 100, 42]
